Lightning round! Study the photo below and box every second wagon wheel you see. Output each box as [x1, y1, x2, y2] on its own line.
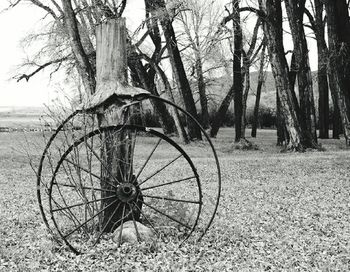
[48, 124, 203, 254]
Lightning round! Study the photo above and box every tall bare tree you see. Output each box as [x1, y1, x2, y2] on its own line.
[251, 38, 267, 138]
[146, 0, 202, 140]
[324, 0, 350, 145]
[285, 0, 318, 146]
[210, 0, 262, 140]
[260, 0, 305, 150]
[177, 0, 223, 129]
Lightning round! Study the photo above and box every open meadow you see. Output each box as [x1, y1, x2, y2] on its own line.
[0, 128, 349, 271]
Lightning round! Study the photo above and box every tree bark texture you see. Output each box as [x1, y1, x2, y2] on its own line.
[241, 60, 250, 139]
[195, 56, 210, 129]
[332, 102, 342, 139]
[261, 0, 304, 150]
[209, 85, 235, 138]
[232, 0, 244, 142]
[96, 19, 141, 231]
[285, 0, 318, 146]
[153, 64, 189, 143]
[314, 0, 329, 139]
[147, 0, 202, 140]
[251, 41, 267, 138]
[276, 92, 290, 145]
[128, 50, 176, 135]
[324, 0, 350, 145]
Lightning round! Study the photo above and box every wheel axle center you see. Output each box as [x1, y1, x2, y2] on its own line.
[116, 183, 138, 202]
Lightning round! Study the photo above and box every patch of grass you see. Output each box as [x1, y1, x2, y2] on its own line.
[0, 129, 349, 271]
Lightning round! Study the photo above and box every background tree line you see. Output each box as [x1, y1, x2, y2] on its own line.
[6, 0, 350, 150]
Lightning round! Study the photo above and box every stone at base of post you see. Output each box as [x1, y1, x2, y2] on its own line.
[113, 221, 155, 245]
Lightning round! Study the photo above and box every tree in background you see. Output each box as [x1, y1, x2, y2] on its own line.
[324, 0, 350, 145]
[210, 0, 263, 141]
[305, 0, 329, 139]
[241, 17, 264, 139]
[285, 0, 318, 147]
[176, 0, 223, 129]
[251, 38, 267, 138]
[259, 0, 305, 150]
[147, 0, 202, 140]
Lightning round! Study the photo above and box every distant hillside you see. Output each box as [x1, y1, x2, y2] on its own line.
[202, 71, 319, 113]
[200, 71, 276, 113]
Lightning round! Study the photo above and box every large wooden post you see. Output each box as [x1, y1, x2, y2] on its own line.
[96, 19, 127, 97]
[96, 18, 140, 232]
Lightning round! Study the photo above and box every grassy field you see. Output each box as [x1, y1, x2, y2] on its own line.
[0, 128, 349, 271]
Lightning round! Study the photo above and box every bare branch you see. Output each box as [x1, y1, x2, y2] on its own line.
[29, 0, 59, 20]
[15, 55, 70, 82]
[304, 7, 316, 31]
[117, 0, 127, 17]
[1, 0, 22, 13]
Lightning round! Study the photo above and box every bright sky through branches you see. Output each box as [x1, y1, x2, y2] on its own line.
[0, 1, 317, 107]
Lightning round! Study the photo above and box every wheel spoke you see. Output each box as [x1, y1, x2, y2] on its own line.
[127, 130, 137, 183]
[142, 201, 192, 230]
[128, 202, 141, 242]
[135, 138, 162, 181]
[109, 203, 132, 235]
[50, 195, 81, 230]
[51, 194, 116, 212]
[62, 198, 119, 239]
[84, 130, 99, 213]
[143, 194, 201, 204]
[142, 176, 196, 191]
[64, 158, 101, 180]
[52, 182, 115, 193]
[52, 173, 83, 228]
[138, 154, 183, 186]
[85, 141, 121, 187]
[92, 202, 122, 246]
[132, 200, 159, 236]
[117, 204, 126, 247]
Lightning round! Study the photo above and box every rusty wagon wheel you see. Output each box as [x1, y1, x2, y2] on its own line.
[37, 94, 221, 254]
[48, 125, 202, 254]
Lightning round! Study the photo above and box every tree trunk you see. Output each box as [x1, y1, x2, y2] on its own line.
[95, 19, 140, 231]
[332, 103, 342, 139]
[285, 0, 318, 147]
[195, 56, 210, 129]
[240, 17, 261, 139]
[151, 61, 189, 143]
[288, 53, 301, 118]
[128, 50, 176, 134]
[276, 92, 290, 146]
[314, 0, 329, 139]
[241, 59, 250, 139]
[318, 60, 329, 139]
[261, 0, 304, 150]
[251, 41, 267, 138]
[150, 0, 201, 140]
[325, 0, 350, 145]
[232, 0, 244, 142]
[209, 85, 234, 138]
[209, 0, 243, 139]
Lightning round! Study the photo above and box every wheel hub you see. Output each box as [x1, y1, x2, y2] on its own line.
[116, 183, 138, 203]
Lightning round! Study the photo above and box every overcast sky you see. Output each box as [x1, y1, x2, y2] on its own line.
[0, 3, 49, 107]
[0, 1, 317, 108]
